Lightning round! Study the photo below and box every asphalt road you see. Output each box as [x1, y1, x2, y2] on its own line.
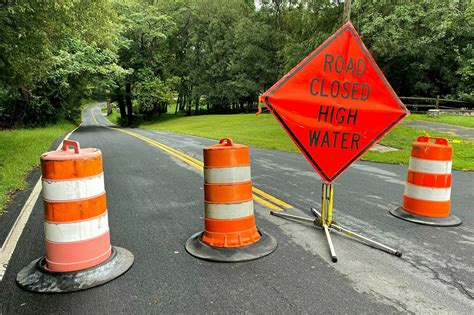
[0, 103, 473, 313]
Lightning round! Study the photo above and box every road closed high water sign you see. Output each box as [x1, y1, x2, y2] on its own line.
[262, 22, 409, 183]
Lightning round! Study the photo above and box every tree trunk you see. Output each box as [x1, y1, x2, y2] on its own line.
[194, 96, 200, 115]
[107, 100, 112, 116]
[116, 85, 126, 120]
[125, 83, 133, 126]
[183, 93, 188, 115]
[118, 93, 126, 119]
[186, 97, 191, 115]
[175, 94, 181, 114]
[186, 89, 192, 116]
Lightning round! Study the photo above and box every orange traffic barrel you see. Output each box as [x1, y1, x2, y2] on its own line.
[390, 136, 461, 226]
[185, 138, 277, 262]
[17, 140, 134, 293]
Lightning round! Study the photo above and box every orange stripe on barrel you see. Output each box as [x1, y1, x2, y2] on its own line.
[406, 171, 451, 188]
[204, 181, 253, 203]
[203, 216, 260, 247]
[45, 231, 111, 272]
[44, 193, 107, 223]
[204, 215, 258, 233]
[41, 156, 103, 180]
[402, 195, 450, 218]
[204, 144, 250, 168]
[411, 143, 452, 161]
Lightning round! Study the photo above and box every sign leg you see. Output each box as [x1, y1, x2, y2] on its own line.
[313, 184, 402, 258]
[320, 184, 327, 225]
[320, 183, 334, 226]
[272, 184, 402, 262]
[330, 223, 402, 257]
[310, 207, 321, 219]
[323, 224, 337, 262]
[270, 211, 315, 224]
[327, 184, 334, 225]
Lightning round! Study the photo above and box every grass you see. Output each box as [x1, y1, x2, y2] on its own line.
[405, 113, 474, 128]
[0, 99, 95, 214]
[141, 113, 300, 152]
[128, 112, 474, 171]
[102, 104, 121, 125]
[107, 110, 121, 125]
[0, 122, 76, 214]
[363, 126, 473, 170]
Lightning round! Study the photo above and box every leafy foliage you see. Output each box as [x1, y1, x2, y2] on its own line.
[0, 0, 122, 127]
[134, 69, 177, 117]
[1, 0, 472, 127]
[354, 0, 473, 100]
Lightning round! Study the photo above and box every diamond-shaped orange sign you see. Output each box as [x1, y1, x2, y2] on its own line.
[262, 23, 409, 183]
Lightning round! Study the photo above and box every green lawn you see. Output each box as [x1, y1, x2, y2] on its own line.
[141, 113, 300, 152]
[363, 126, 473, 170]
[134, 112, 474, 171]
[102, 105, 121, 125]
[0, 122, 76, 214]
[107, 110, 121, 125]
[405, 113, 474, 128]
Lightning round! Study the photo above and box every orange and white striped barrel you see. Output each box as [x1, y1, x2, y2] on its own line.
[202, 138, 260, 247]
[41, 140, 111, 272]
[185, 138, 277, 262]
[17, 139, 133, 293]
[391, 136, 461, 226]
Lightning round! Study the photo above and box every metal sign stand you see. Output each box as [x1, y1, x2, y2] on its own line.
[271, 183, 402, 262]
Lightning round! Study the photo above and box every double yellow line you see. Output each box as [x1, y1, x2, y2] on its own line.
[110, 127, 293, 212]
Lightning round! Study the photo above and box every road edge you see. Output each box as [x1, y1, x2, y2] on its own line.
[0, 125, 80, 281]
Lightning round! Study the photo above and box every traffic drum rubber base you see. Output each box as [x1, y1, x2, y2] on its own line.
[390, 207, 462, 227]
[16, 246, 134, 293]
[185, 229, 277, 262]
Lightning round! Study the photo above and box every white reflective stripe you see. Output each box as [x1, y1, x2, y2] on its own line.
[205, 200, 254, 219]
[204, 166, 251, 183]
[44, 212, 109, 242]
[404, 183, 451, 202]
[42, 173, 105, 201]
[408, 157, 452, 174]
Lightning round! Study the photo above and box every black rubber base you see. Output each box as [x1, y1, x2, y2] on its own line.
[16, 246, 134, 293]
[390, 207, 462, 227]
[185, 230, 277, 262]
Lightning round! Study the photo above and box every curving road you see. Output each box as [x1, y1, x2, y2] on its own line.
[0, 103, 473, 313]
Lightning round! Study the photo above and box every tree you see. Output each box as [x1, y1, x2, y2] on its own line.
[0, 0, 122, 127]
[112, 0, 176, 124]
[2, 0, 471, 127]
[354, 0, 473, 100]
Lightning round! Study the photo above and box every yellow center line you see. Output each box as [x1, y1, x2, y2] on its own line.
[252, 187, 293, 209]
[139, 134, 205, 166]
[126, 130, 294, 209]
[252, 194, 282, 212]
[110, 127, 293, 212]
[94, 108, 291, 212]
[117, 130, 293, 209]
[92, 109, 101, 125]
[114, 128, 204, 171]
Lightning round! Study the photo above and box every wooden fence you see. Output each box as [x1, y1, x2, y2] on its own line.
[399, 96, 474, 113]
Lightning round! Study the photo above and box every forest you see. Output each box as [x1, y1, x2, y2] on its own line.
[0, 0, 472, 127]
